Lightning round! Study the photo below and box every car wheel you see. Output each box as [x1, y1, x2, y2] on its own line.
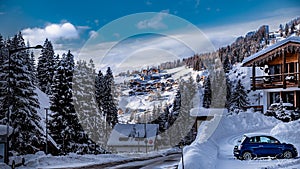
[242, 152, 252, 160]
[283, 150, 293, 159]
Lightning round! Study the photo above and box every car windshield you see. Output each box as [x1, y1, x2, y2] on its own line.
[238, 136, 247, 144]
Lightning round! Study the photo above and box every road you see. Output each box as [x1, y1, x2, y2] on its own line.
[108, 153, 181, 169]
[79, 153, 181, 169]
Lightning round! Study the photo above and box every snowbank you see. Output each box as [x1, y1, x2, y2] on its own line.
[271, 119, 300, 151]
[18, 148, 180, 169]
[178, 110, 280, 169]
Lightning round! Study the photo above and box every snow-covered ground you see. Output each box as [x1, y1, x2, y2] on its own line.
[16, 148, 179, 169]
[178, 110, 300, 169]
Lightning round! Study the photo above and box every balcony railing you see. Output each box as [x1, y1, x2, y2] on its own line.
[251, 72, 300, 90]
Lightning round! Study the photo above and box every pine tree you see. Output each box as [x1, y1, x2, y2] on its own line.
[285, 23, 289, 37]
[225, 76, 232, 111]
[202, 76, 212, 108]
[95, 70, 105, 116]
[290, 22, 295, 35]
[196, 74, 201, 83]
[73, 59, 104, 152]
[222, 55, 232, 73]
[37, 39, 55, 95]
[279, 24, 284, 37]
[49, 50, 86, 153]
[229, 79, 249, 112]
[173, 89, 181, 112]
[102, 67, 118, 128]
[0, 32, 43, 154]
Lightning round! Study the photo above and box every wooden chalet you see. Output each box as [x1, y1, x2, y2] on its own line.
[242, 36, 300, 113]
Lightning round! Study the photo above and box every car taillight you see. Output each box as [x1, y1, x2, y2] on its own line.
[238, 145, 243, 150]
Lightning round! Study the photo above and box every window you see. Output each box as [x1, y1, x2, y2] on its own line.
[270, 92, 280, 104]
[260, 137, 270, 143]
[282, 91, 294, 105]
[249, 136, 260, 143]
[269, 65, 281, 75]
[258, 136, 279, 143]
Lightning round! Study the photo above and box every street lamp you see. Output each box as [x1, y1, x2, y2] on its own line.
[5, 44, 43, 164]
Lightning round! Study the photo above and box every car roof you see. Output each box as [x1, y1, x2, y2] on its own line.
[243, 133, 274, 138]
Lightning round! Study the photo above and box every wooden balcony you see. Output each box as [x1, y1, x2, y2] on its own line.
[251, 72, 300, 90]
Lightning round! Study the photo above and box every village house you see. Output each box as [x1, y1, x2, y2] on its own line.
[242, 36, 300, 113]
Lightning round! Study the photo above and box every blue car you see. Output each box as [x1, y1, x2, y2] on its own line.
[233, 133, 298, 160]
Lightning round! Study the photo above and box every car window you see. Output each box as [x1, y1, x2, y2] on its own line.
[260, 136, 270, 143]
[249, 136, 260, 143]
[268, 136, 280, 143]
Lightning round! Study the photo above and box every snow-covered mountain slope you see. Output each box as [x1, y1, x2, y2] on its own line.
[117, 66, 200, 123]
[178, 110, 300, 169]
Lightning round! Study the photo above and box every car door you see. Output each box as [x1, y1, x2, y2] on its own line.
[258, 136, 281, 156]
[248, 136, 263, 156]
[251, 136, 267, 156]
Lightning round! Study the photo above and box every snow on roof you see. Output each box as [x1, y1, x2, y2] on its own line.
[242, 36, 300, 65]
[243, 132, 273, 138]
[269, 102, 294, 107]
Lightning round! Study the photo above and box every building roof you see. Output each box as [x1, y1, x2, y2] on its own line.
[242, 36, 300, 66]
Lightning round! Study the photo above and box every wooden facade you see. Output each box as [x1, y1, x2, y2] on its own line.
[242, 37, 300, 110]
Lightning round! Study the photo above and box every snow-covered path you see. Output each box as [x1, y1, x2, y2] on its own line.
[179, 112, 300, 169]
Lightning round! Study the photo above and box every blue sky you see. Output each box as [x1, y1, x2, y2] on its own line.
[0, 0, 299, 70]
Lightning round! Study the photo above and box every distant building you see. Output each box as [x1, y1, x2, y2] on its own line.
[107, 124, 159, 153]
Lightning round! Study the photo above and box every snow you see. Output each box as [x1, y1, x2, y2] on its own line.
[178, 110, 300, 169]
[0, 125, 13, 136]
[17, 148, 180, 169]
[270, 120, 300, 151]
[117, 66, 196, 123]
[242, 36, 300, 65]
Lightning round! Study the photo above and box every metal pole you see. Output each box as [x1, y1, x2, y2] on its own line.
[45, 108, 49, 155]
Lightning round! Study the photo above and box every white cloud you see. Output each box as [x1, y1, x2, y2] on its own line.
[22, 22, 79, 47]
[89, 30, 99, 39]
[78, 30, 215, 73]
[136, 10, 169, 30]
